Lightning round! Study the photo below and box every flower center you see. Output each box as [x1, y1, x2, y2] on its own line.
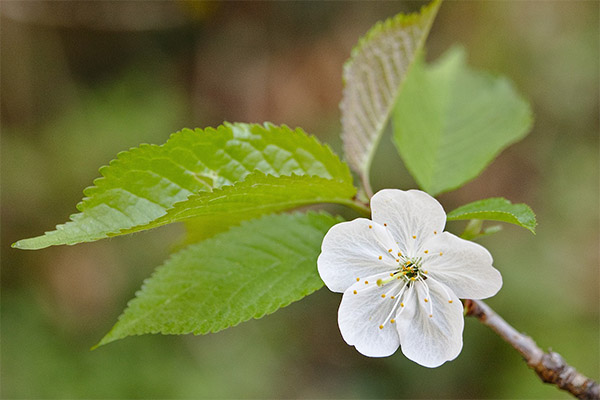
[376, 257, 426, 287]
[399, 258, 424, 281]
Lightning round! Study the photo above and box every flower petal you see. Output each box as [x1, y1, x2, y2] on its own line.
[318, 218, 399, 293]
[421, 232, 502, 299]
[370, 189, 446, 255]
[338, 280, 402, 357]
[396, 279, 464, 368]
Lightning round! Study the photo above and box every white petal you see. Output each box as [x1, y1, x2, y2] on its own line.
[318, 218, 400, 293]
[370, 189, 446, 255]
[396, 279, 464, 368]
[421, 232, 502, 299]
[338, 280, 402, 357]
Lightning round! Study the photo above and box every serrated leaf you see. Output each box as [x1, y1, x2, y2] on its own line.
[13, 123, 354, 250]
[341, 0, 441, 190]
[447, 197, 536, 234]
[96, 211, 342, 347]
[393, 46, 533, 195]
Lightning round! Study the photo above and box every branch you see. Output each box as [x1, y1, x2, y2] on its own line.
[464, 299, 599, 400]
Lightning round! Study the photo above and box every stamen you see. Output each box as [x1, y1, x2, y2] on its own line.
[434, 231, 437, 235]
[388, 249, 393, 253]
[379, 325, 384, 329]
[378, 256, 383, 260]
[368, 225, 372, 229]
[356, 277, 360, 282]
[390, 319, 396, 324]
[353, 290, 357, 295]
[376, 279, 383, 286]
[439, 252, 443, 256]
[380, 281, 408, 326]
[426, 275, 454, 304]
[418, 275, 434, 317]
[397, 252, 402, 257]
[381, 294, 386, 298]
[384, 223, 387, 227]
[364, 281, 369, 284]
[412, 235, 416, 239]
[424, 250, 429, 254]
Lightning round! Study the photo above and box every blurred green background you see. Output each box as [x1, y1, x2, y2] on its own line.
[1, 1, 598, 398]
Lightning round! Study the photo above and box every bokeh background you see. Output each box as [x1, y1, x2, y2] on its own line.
[2, 1, 598, 398]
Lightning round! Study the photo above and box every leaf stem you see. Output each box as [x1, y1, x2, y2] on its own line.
[464, 299, 599, 400]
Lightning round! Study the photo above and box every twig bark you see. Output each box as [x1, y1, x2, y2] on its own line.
[464, 299, 599, 400]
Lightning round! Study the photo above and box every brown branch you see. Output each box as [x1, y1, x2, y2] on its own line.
[464, 299, 599, 400]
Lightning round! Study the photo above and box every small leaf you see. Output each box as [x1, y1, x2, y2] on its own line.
[95, 211, 342, 347]
[447, 197, 536, 234]
[340, 0, 441, 192]
[13, 123, 354, 249]
[393, 46, 533, 195]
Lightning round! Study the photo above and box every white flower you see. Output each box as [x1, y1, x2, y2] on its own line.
[317, 189, 502, 367]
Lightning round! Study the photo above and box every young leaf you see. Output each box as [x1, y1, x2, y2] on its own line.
[95, 211, 342, 347]
[393, 47, 533, 195]
[13, 123, 354, 250]
[447, 197, 536, 234]
[341, 0, 441, 193]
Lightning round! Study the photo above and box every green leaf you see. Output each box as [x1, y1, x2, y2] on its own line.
[13, 123, 354, 250]
[340, 0, 441, 192]
[393, 46, 533, 195]
[447, 197, 536, 234]
[95, 211, 342, 347]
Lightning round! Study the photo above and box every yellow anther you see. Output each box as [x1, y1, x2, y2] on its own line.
[365, 281, 369, 284]
[423, 270, 428, 274]
[429, 314, 433, 318]
[424, 298, 429, 303]
[434, 231, 437, 235]
[448, 300, 453, 303]
[356, 277, 360, 282]
[384, 223, 387, 227]
[396, 259, 400, 262]
[400, 303, 405, 307]
[381, 294, 386, 298]
[424, 250, 429, 254]
[368, 225, 373, 229]
[397, 252, 402, 257]
[390, 319, 396, 324]
[412, 235, 416, 239]
[389, 273, 394, 277]
[388, 249, 393, 253]
[376, 279, 383, 286]
[353, 290, 357, 295]
[439, 252, 443, 256]
[379, 325, 384, 329]
[410, 277, 416, 281]
[391, 296, 395, 299]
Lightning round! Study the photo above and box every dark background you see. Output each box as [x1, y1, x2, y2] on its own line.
[2, 1, 598, 398]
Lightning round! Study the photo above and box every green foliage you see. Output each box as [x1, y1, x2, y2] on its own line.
[447, 197, 537, 234]
[96, 212, 342, 347]
[13, 123, 354, 249]
[340, 0, 441, 189]
[393, 47, 533, 195]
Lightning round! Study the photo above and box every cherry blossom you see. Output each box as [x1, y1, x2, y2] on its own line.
[318, 189, 502, 367]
